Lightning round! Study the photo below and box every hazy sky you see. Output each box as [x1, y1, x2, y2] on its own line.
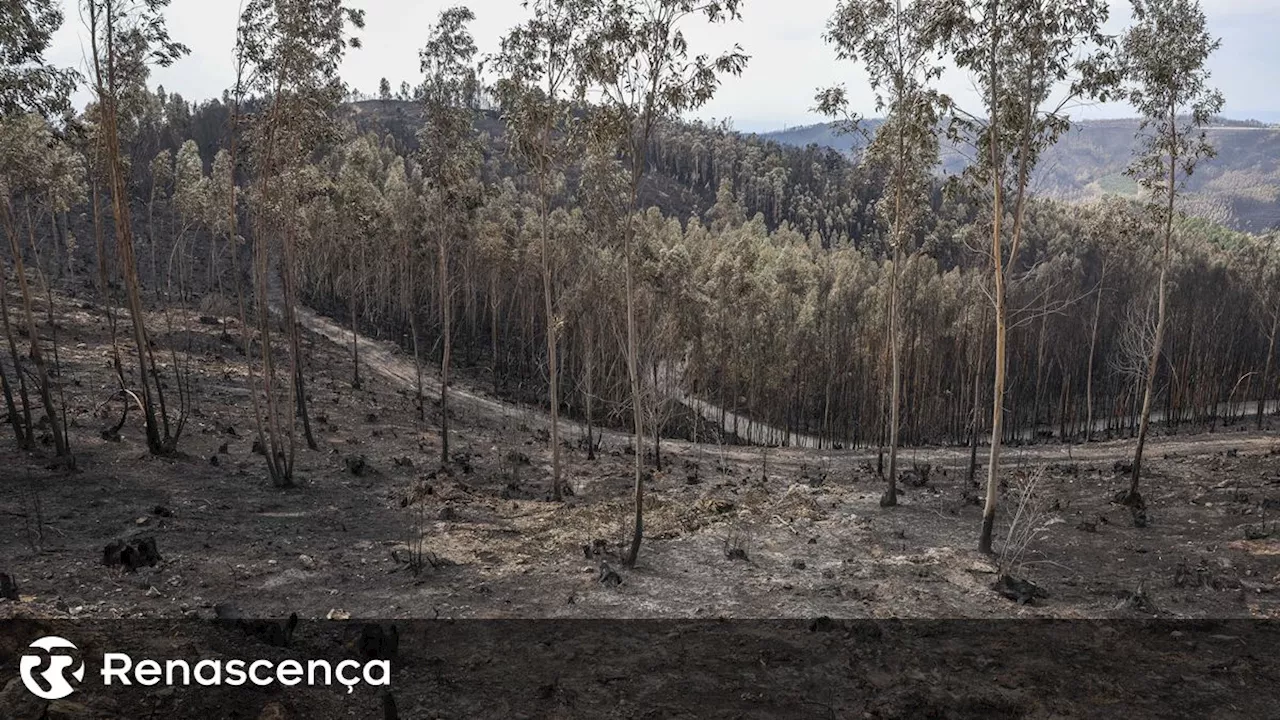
[47, 0, 1280, 132]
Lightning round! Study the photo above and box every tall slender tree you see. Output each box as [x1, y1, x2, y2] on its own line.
[818, 0, 943, 508]
[936, 0, 1115, 553]
[0, 117, 77, 462]
[418, 6, 484, 465]
[237, 0, 365, 485]
[493, 0, 591, 501]
[0, 1, 75, 454]
[581, 0, 748, 567]
[1120, 0, 1222, 509]
[84, 0, 189, 456]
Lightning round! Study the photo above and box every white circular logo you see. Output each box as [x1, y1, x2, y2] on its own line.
[19, 636, 86, 700]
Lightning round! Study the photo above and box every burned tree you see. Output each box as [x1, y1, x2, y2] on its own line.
[84, 0, 189, 456]
[236, 0, 365, 485]
[418, 6, 484, 465]
[1120, 0, 1223, 508]
[818, 0, 943, 507]
[580, 0, 748, 567]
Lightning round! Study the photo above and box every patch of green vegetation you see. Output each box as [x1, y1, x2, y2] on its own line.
[1096, 173, 1141, 196]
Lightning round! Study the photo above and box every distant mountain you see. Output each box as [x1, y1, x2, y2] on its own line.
[760, 118, 1280, 233]
[1235, 111, 1280, 125]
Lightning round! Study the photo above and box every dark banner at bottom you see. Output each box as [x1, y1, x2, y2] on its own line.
[1, 619, 1277, 719]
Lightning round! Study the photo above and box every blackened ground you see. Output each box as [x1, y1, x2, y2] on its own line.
[2, 285, 1280, 717]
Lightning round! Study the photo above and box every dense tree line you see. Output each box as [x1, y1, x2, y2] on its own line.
[3, 0, 1277, 558]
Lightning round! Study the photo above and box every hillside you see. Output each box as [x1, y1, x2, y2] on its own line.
[762, 119, 1280, 232]
[337, 100, 891, 249]
[4, 278, 1280, 719]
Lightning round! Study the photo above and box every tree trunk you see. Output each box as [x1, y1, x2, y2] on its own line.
[651, 360, 663, 471]
[967, 323, 986, 488]
[36, 202, 75, 459]
[0, 256, 30, 448]
[350, 250, 361, 389]
[883, 244, 902, 507]
[584, 323, 597, 461]
[412, 310, 424, 421]
[283, 222, 316, 455]
[94, 3, 170, 457]
[1257, 311, 1278, 431]
[1129, 107, 1178, 505]
[1085, 277, 1104, 442]
[539, 187, 562, 500]
[979, 17, 1010, 556]
[148, 175, 158, 298]
[490, 279, 500, 397]
[982, 271, 1007, 555]
[1032, 303, 1049, 431]
[438, 223, 452, 465]
[623, 231, 644, 567]
[0, 353, 19, 447]
[4, 201, 69, 462]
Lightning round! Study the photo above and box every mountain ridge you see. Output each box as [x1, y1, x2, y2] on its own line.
[759, 118, 1280, 233]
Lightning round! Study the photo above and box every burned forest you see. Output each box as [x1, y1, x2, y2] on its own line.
[2, 0, 1279, 718]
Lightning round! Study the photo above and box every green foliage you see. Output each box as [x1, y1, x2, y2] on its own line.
[935, 0, 1117, 196]
[1122, 0, 1224, 212]
[0, 0, 77, 118]
[580, 0, 749, 168]
[419, 6, 484, 210]
[819, 0, 943, 248]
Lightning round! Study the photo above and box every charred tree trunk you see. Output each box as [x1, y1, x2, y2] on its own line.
[1258, 311, 1278, 431]
[0, 263, 30, 448]
[1128, 105, 1179, 506]
[3, 200, 70, 462]
[438, 222, 452, 465]
[1085, 276, 1104, 442]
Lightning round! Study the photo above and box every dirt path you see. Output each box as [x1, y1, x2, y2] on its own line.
[672, 388, 825, 448]
[292, 303, 632, 445]
[293, 302, 1279, 472]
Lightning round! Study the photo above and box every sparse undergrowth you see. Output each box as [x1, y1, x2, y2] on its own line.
[2, 287, 1278, 623]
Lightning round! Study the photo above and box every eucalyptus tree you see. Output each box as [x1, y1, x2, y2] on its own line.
[580, 0, 748, 567]
[237, 0, 365, 485]
[0, 116, 73, 461]
[1119, 0, 1223, 507]
[206, 148, 236, 296]
[1242, 235, 1280, 430]
[573, 137, 631, 459]
[173, 142, 211, 258]
[0, 1, 75, 453]
[171, 144, 208, 239]
[492, 0, 591, 501]
[30, 128, 85, 455]
[84, 0, 188, 456]
[41, 128, 85, 283]
[74, 108, 136, 440]
[0, 0, 77, 118]
[146, 148, 172, 293]
[383, 156, 430, 416]
[817, 0, 943, 507]
[327, 133, 388, 389]
[418, 6, 484, 464]
[153, 138, 205, 430]
[935, 0, 1115, 553]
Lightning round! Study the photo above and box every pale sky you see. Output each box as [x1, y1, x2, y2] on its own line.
[47, 0, 1280, 132]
